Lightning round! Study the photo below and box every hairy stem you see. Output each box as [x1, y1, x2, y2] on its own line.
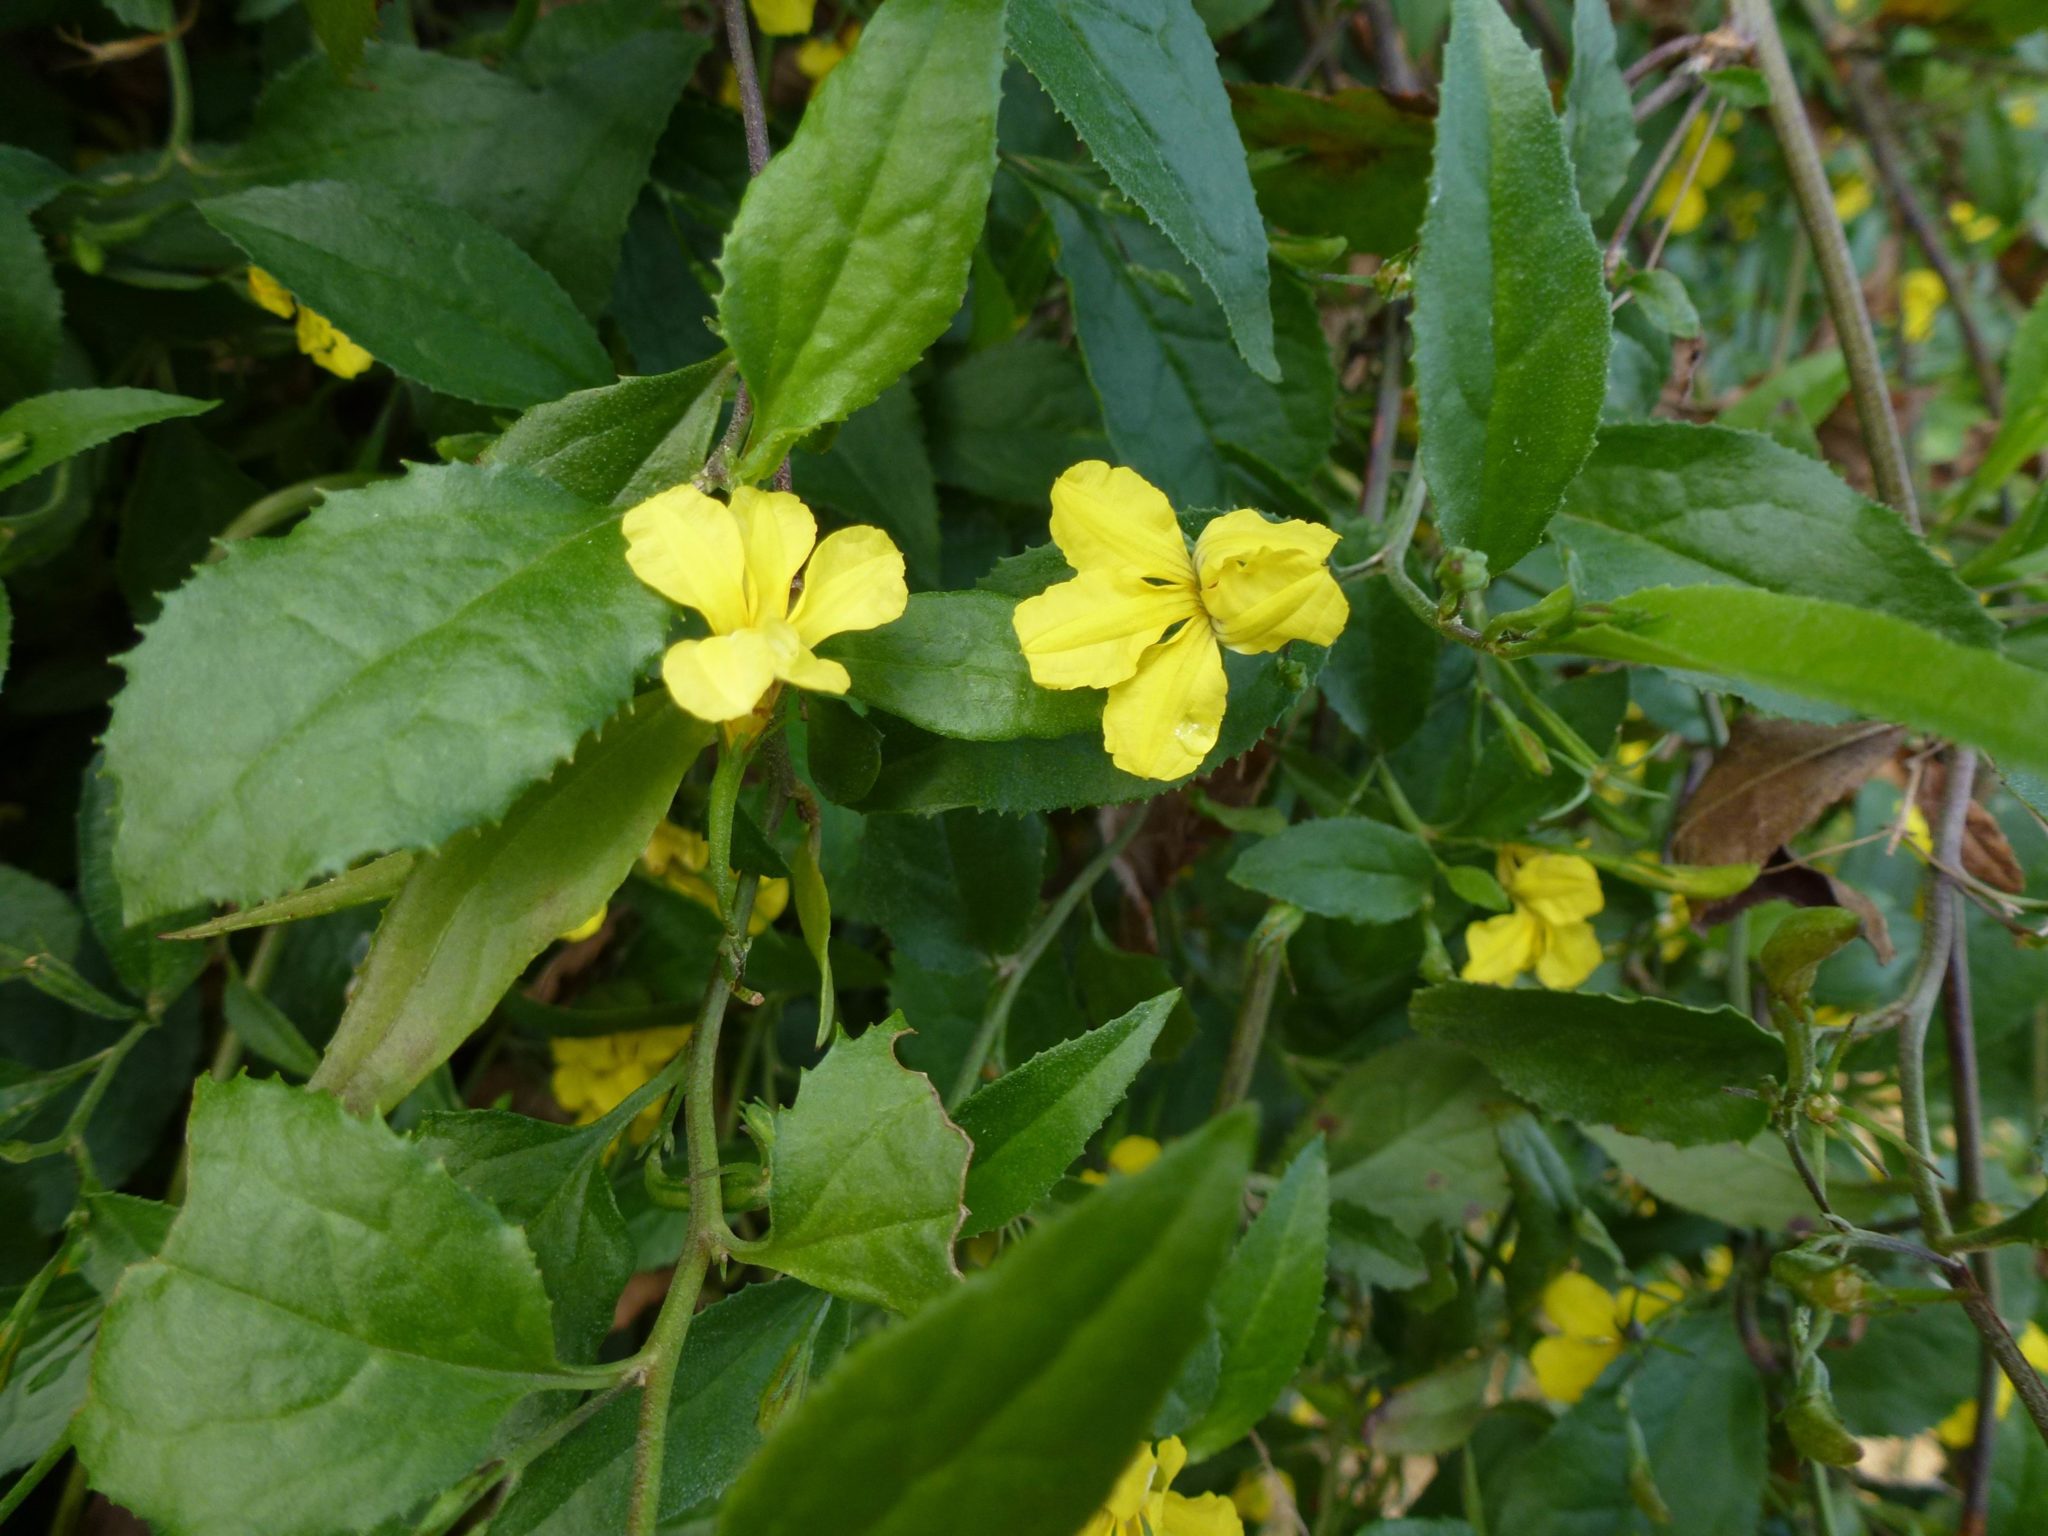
[1359, 303, 1406, 524]
[1946, 891, 2002, 1529]
[1732, 0, 1919, 527]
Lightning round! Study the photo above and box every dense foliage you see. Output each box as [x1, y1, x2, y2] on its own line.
[5, 0, 2048, 1532]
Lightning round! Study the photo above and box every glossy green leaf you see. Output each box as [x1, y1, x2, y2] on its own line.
[790, 380, 942, 588]
[303, 0, 375, 77]
[924, 337, 1109, 507]
[1553, 424, 1996, 647]
[1562, 0, 1637, 219]
[955, 990, 1175, 1236]
[224, 37, 700, 313]
[414, 1109, 635, 1362]
[1320, 579, 1441, 750]
[486, 356, 730, 506]
[1185, 1138, 1328, 1459]
[1008, 0, 1276, 378]
[104, 462, 671, 921]
[222, 974, 321, 1077]
[1320, 1039, 1508, 1235]
[0, 389, 215, 496]
[0, 201, 60, 406]
[75, 1076, 563, 1536]
[827, 591, 1101, 742]
[1229, 817, 1435, 923]
[310, 696, 711, 1114]
[1413, 0, 1610, 571]
[493, 1282, 843, 1536]
[717, 1110, 1255, 1536]
[721, 0, 1005, 479]
[736, 1022, 970, 1314]
[1227, 84, 1434, 257]
[200, 183, 611, 409]
[1410, 983, 1780, 1146]
[1027, 158, 1335, 510]
[1549, 584, 2048, 778]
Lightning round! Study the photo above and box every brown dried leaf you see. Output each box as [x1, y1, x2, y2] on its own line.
[1673, 718, 1905, 869]
[1696, 847, 1895, 965]
[1914, 761, 2026, 894]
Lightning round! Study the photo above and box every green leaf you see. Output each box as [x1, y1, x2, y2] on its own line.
[1372, 1357, 1489, 1455]
[721, 0, 1005, 480]
[791, 380, 942, 588]
[310, 697, 711, 1114]
[0, 1284, 96, 1476]
[159, 851, 414, 940]
[1619, 268, 1699, 338]
[1007, 0, 1276, 378]
[1549, 584, 2048, 778]
[224, 37, 699, 315]
[486, 356, 731, 507]
[414, 1110, 635, 1362]
[1966, 284, 2048, 506]
[0, 201, 60, 406]
[77, 756, 206, 1013]
[1413, 0, 1610, 571]
[1553, 424, 1997, 647]
[0, 389, 215, 496]
[1584, 1126, 1885, 1229]
[1228, 817, 1435, 923]
[1227, 84, 1434, 257]
[492, 1282, 842, 1535]
[1185, 1138, 1328, 1459]
[954, 991, 1175, 1236]
[1410, 983, 1780, 1146]
[1026, 158, 1335, 510]
[222, 974, 321, 1076]
[104, 462, 671, 921]
[827, 591, 1101, 742]
[1562, 0, 1637, 219]
[1321, 578, 1440, 750]
[1320, 1039, 1507, 1235]
[716, 1110, 1255, 1536]
[303, 0, 375, 77]
[200, 183, 611, 409]
[75, 1076, 563, 1536]
[736, 1022, 970, 1313]
[924, 337, 1109, 507]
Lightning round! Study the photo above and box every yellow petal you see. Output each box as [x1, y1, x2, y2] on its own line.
[795, 34, 849, 83]
[1509, 853, 1604, 926]
[730, 486, 816, 625]
[1013, 569, 1201, 690]
[1615, 1280, 1682, 1328]
[750, 875, 790, 935]
[2020, 1322, 2048, 1372]
[748, 0, 813, 33]
[1936, 1398, 1979, 1449]
[1541, 1271, 1621, 1341]
[1459, 908, 1542, 986]
[1193, 507, 1341, 571]
[622, 485, 751, 635]
[1107, 1135, 1162, 1176]
[1530, 1334, 1619, 1404]
[246, 267, 296, 317]
[1152, 1438, 1189, 1493]
[558, 906, 606, 943]
[1198, 543, 1348, 654]
[1103, 1446, 1159, 1521]
[294, 308, 374, 379]
[789, 525, 907, 646]
[756, 618, 852, 697]
[1162, 1492, 1244, 1536]
[1534, 918, 1603, 990]
[658, 630, 781, 723]
[1100, 619, 1227, 782]
[1049, 460, 1196, 583]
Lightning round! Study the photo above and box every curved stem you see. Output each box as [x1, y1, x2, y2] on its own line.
[1216, 904, 1305, 1112]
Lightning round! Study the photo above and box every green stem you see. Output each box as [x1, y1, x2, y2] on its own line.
[156, 28, 194, 176]
[945, 812, 1146, 1109]
[0, 1431, 69, 1524]
[500, 0, 541, 54]
[211, 475, 382, 553]
[1216, 904, 1305, 1112]
[1731, 0, 1919, 528]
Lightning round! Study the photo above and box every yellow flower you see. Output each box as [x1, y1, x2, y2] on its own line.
[750, 0, 813, 34]
[1460, 848, 1604, 990]
[244, 268, 374, 380]
[2007, 98, 2040, 129]
[1937, 1322, 2048, 1447]
[795, 23, 858, 88]
[1651, 118, 1735, 235]
[559, 906, 607, 944]
[1080, 1438, 1242, 1536]
[1530, 1271, 1681, 1404]
[622, 485, 907, 736]
[1948, 200, 2001, 243]
[1900, 802, 1934, 857]
[1901, 269, 1946, 344]
[1013, 462, 1347, 782]
[550, 1025, 693, 1143]
[1655, 893, 1691, 963]
[1832, 175, 1873, 224]
[1078, 1134, 1164, 1186]
[641, 820, 789, 934]
[1230, 1467, 1293, 1525]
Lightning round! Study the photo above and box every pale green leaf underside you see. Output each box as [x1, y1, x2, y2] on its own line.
[0, 389, 216, 496]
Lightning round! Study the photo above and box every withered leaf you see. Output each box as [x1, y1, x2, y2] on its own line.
[1696, 848, 1894, 965]
[1914, 760, 2025, 894]
[1673, 718, 1905, 869]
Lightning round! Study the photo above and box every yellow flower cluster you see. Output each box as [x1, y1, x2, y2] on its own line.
[622, 485, 906, 739]
[1901, 269, 1947, 344]
[1530, 1271, 1681, 1403]
[642, 819, 789, 933]
[1936, 1322, 2048, 1446]
[549, 1025, 692, 1143]
[1460, 848, 1604, 990]
[1949, 199, 2000, 244]
[1080, 1438, 1242, 1536]
[1014, 462, 1347, 782]
[1651, 114, 1738, 236]
[245, 268, 373, 380]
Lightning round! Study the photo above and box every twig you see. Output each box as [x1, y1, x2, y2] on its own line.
[1644, 98, 1728, 274]
[1625, 32, 1702, 86]
[1607, 90, 1710, 274]
[1731, 0, 1920, 528]
[1361, 0, 1423, 95]
[1632, 68, 1699, 124]
[1359, 303, 1406, 524]
[1216, 904, 1305, 1112]
[1945, 903, 2001, 1532]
